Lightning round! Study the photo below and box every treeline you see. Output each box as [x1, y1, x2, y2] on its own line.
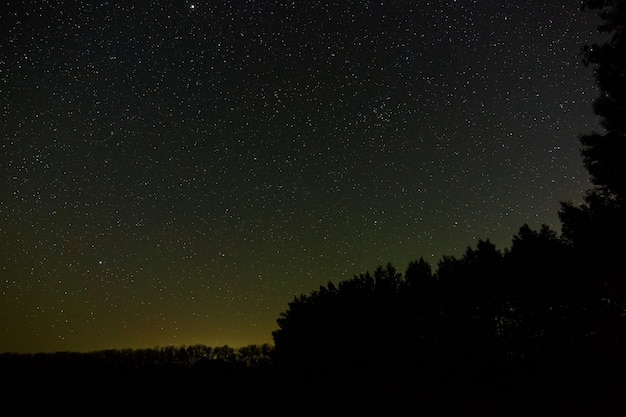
[0, 343, 273, 375]
[272, 224, 626, 379]
[2, 344, 281, 416]
[269, 224, 626, 415]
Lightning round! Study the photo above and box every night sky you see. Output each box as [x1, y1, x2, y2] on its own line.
[1, 0, 601, 353]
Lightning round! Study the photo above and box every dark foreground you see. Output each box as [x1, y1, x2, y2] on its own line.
[5, 363, 626, 417]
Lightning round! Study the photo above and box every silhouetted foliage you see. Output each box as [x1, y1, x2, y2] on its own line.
[579, 0, 626, 201]
[271, 222, 626, 416]
[559, 0, 626, 296]
[0, 343, 281, 416]
[0, 343, 273, 377]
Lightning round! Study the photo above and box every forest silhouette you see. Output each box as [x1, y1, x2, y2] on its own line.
[3, 1, 626, 415]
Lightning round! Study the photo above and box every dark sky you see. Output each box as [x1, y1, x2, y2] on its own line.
[1, 0, 601, 353]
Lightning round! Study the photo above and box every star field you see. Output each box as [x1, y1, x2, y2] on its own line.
[1, 0, 600, 352]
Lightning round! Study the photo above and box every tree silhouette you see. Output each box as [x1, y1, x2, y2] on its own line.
[559, 0, 626, 291]
[579, 0, 626, 202]
[270, 226, 626, 415]
[272, 262, 416, 382]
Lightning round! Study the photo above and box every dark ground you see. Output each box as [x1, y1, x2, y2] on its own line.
[5, 364, 626, 417]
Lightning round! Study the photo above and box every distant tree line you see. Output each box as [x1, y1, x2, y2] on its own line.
[0, 343, 273, 376]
